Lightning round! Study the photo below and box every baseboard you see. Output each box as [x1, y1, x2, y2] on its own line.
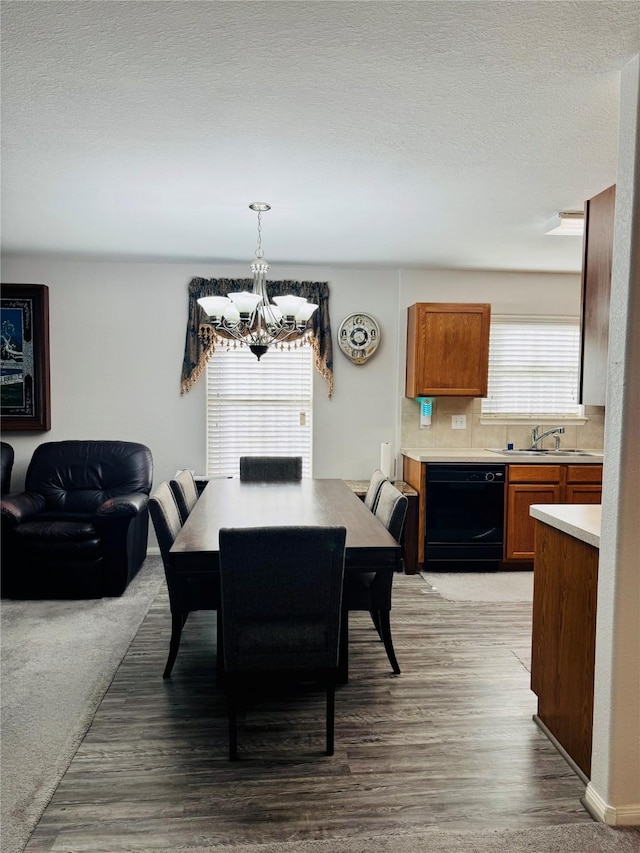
[532, 715, 589, 785]
[584, 784, 640, 826]
[146, 546, 161, 557]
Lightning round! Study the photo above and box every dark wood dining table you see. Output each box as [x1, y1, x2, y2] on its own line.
[169, 478, 402, 681]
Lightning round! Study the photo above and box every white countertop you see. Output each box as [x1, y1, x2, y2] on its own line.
[529, 504, 601, 548]
[401, 448, 604, 464]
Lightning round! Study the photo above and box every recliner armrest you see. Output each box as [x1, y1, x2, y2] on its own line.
[1, 492, 47, 526]
[96, 493, 149, 518]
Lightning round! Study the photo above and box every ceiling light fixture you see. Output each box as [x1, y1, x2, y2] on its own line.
[197, 203, 318, 361]
[543, 211, 585, 236]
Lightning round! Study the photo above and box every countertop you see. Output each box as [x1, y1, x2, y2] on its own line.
[401, 448, 604, 464]
[344, 479, 418, 498]
[529, 504, 601, 548]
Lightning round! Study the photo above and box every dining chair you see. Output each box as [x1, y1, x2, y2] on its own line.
[149, 481, 220, 678]
[343, 481, 408, 675]
[239, 456, 303, 482]
[169, 469, 199, 525]
[218, 525, 346, 760]
[363, 468, 388, 511]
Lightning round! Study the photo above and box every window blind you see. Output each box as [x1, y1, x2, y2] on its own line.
[481, 317, 582, 418]
[206, 345, 313, 478]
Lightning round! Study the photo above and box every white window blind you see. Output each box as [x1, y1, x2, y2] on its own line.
[206, 345, 313, 478]
[481, 316, 582, 418]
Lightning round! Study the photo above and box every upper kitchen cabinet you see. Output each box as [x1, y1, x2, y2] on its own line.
[580, 184, 615, 406]
[405, 302, 491, 397]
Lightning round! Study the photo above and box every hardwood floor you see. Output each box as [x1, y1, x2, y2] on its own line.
[25, 574, 592, 852]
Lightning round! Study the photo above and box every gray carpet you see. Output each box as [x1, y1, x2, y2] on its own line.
[421, 571, 534, 602]
[114, 823, 640, 853]
[0, 557, 164, 853]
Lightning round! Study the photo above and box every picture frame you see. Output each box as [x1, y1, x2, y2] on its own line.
[1, 284, 51, 431]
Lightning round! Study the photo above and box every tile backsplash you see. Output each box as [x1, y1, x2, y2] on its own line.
[401, 397, 605, 451]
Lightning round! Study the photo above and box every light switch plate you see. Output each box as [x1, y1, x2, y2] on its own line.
[451, 415, 467, 429]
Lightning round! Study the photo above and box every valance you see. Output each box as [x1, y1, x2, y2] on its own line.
[180, 278, 334, 398]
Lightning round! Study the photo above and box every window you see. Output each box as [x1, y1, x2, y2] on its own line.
[481, 316, 582, 419]
[206, 345, 313, 477]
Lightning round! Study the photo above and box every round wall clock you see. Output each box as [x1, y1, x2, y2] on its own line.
[337, 313, 381, 364]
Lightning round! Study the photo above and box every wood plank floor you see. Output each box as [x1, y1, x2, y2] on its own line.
[25, 573, 593, 852]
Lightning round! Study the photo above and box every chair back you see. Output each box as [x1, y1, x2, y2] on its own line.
[239, 456, 303, 482]
[170, 469, 199, 524]
[149, 481, 183, 571]
[218, 525, 346, 673]
[364, 468, 387, 511]
[25, 440, 153, 513]
[375, 481, 409, 542]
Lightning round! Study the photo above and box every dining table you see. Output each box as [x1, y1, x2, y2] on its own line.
[169, 477, 402, 681]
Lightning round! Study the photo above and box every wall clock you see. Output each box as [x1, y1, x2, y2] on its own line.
[337, 313, 381, 364]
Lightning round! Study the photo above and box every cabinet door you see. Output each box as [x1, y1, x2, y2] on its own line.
[580, 185, 615, 406]
[566, 484, 602, 504]
[506, 483, 561, 560]
[406, 303, 491, 397]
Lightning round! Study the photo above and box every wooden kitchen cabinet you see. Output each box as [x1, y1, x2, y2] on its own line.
[531, 518, 599, 778]
[506, 464, 603, 561]
[580, 184, 615, 406]
[405, 303, 491, 397]
[506, 466, 562, 560]
[402, 455, 426, 565]
[402, 457, 603, 569]
[565, 464, 603, 503]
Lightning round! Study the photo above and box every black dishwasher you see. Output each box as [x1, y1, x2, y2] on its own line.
[425, 464, 505, 568]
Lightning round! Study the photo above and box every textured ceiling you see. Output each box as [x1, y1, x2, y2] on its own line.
[2, 1, 639, 272]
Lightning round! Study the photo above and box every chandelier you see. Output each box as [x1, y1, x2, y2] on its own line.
[197, 203, 318, 360]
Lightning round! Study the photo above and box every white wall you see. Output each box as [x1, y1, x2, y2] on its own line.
[2, 257, 583, 499]
[0, 258, 405, 492]
[586, 54, 640, 826]
[399, 268, 581, 314]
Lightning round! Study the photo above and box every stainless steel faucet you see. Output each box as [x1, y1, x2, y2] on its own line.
[530, 425, 565, 449]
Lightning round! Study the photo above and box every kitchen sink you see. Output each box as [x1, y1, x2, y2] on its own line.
[486, 448, 550, 456]
[487, 448, 600, 457]
[547, 449, 599, 456]
[502, 449, 551, 456]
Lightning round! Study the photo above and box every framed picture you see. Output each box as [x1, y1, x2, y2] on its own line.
[1, 284, 51, 431]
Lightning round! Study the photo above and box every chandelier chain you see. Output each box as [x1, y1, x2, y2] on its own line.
[255, 208, 265, 260]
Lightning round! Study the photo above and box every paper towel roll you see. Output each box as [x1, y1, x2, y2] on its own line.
[380, 442, 393, 479]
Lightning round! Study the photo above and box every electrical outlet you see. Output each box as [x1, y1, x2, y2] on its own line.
[451, 415, 467, 430]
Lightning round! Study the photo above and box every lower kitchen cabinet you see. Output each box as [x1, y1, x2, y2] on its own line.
[507, 481, 561, 560]
[565, 464, 604, 504]
[401, 456, 603, 569]
[506, 464, 603, 562]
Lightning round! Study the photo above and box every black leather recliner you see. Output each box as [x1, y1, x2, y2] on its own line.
[0, 440, 153, 599]
[1, 441, 14, 495]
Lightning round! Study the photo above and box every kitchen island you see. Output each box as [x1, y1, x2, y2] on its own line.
[529, 504, 601, 780]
